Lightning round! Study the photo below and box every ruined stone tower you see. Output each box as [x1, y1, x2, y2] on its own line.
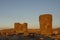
[14, 23, 22, 33]
[14, 23, 28, 34]
[39, 14, 52, 35]
[22, 23, 27, 32]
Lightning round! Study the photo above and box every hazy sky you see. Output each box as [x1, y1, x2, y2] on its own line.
[0, 0, 60, 29]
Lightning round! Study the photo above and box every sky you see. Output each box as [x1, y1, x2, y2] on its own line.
[0, 0, 60, 29]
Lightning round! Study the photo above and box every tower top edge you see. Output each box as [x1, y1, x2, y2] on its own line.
[39, 14, 52, 17]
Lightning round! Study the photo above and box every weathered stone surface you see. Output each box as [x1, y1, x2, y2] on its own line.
[14, 23, 28, 34]
[39, 14, 52, 35]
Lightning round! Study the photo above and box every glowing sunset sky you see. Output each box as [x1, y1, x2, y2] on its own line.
[0, 0, 60, 29]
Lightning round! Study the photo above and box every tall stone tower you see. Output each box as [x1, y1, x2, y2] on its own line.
[39, 14, 52, 35]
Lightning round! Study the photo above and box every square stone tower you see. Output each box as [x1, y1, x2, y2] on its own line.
[14, 23, 28, 34]
[14, 23, 22, 33]
[22, 23, 28, 32]
[39, 14, 52, 35]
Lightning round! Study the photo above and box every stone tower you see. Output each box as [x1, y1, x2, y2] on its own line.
[22, 23, 27, 32]
[14, 23, 28, 34]
[22, 23, 28, 36]
[39, 14, 52, 35]
[14, 23, 22, 33]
